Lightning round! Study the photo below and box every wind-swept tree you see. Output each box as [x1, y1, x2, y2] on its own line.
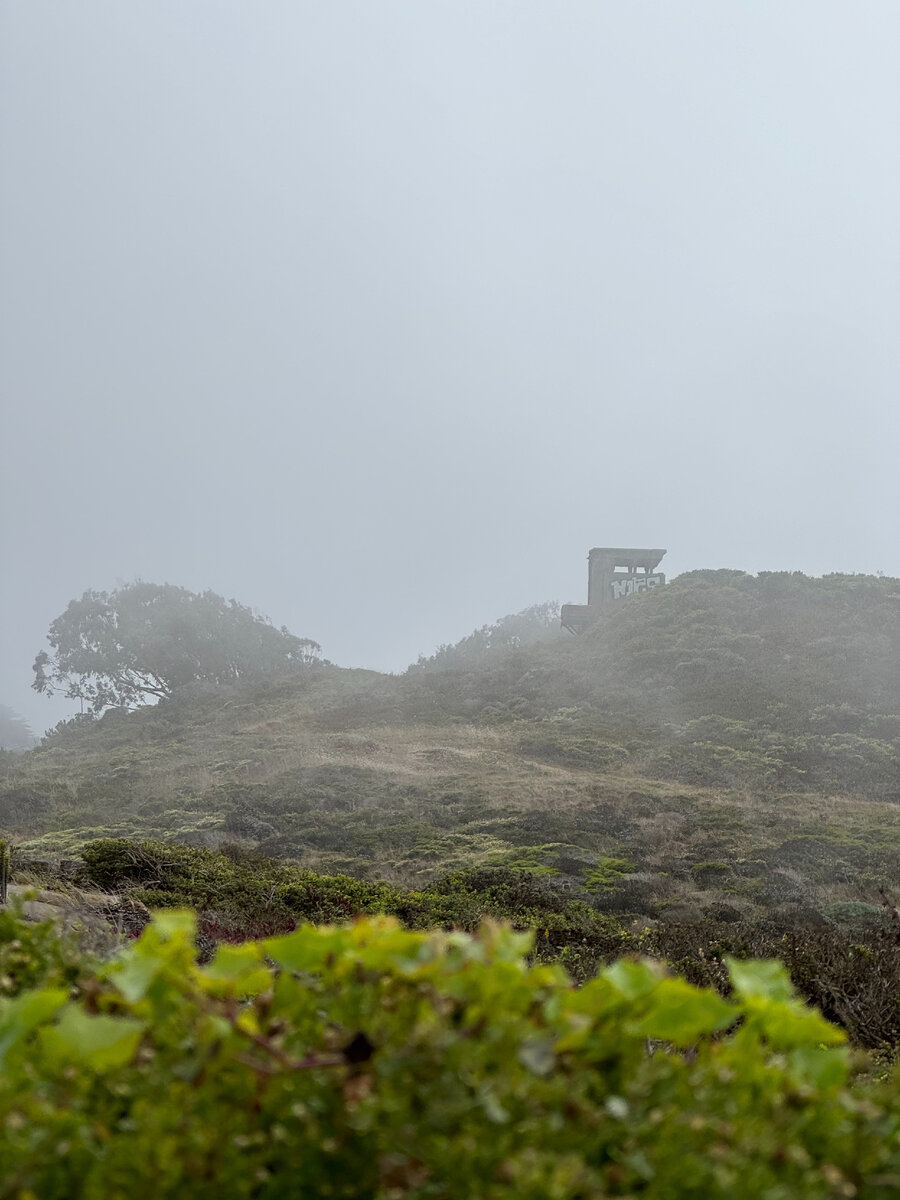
[33, 582, 321, 713]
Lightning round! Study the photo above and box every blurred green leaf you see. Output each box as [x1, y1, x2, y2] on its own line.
[602, 958, 661, 1000]
[789, 1045, 849, 1088]
[152, 910, 198, 942]
[744, 999, 845, 1049]
[201, 944, 272, 997]
[0, 988, 68, 1064]
[111, 951, 165, 1003]
[39, 1006, 144, 1071]
[726, 958, 794, 1003]
[630, 978, 735, 1046]
[264, 925, 349, 973]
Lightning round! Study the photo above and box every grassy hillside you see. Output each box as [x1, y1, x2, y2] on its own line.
[3, 570, 900, 932]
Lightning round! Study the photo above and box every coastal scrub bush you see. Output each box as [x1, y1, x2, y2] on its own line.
[77, 841, 624, 956]
[3, 911, 900, 1196]
[585, 855, 635, 891]
[73, 840, 900, 1042]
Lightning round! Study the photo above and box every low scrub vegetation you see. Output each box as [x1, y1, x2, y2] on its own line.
[5, 908, 900, 1197]
[14, 837, 893, 1052]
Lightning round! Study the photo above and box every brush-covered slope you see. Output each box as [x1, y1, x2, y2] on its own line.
[4, 570, 900, 923]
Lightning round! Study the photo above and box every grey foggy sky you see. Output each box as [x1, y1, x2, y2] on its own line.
[2, 2, 899, 734]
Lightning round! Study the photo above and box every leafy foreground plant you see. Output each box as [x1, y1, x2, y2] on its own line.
[1, 913, 899, 1198]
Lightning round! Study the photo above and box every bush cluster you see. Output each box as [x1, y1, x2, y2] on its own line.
[75, 839, 900, 1049]
[78, 839, 624, 952]
[5, 910, 900, 1196]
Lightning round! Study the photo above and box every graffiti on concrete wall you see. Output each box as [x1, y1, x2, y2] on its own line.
[609, 574, 665, 600]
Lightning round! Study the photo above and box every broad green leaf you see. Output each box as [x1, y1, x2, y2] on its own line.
[0, 988, 68, 1065]
[629, 978, 735, 1046]
[446, 929, 485, 961]
[264, 925, 350, 973]
[789, 1045, 849, 1088]
[564, 976, 625, 1020]
[726, 958, 794, 1003]
[745, 999, 845, 1049]
[202, 1013, 232, 1042]
[477, 921, 535, 963]
[201, 944, 272, 996]
[111, 951, 165, 1003]
[350, 923, 434, 974]
[347, 916, 403, 943]
[601, 958, 661, 1000]
[151, 909, 198, 942]
[39, 1006, 145, 1071]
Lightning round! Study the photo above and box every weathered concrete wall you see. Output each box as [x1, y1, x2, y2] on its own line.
[587, 547, 667, 611]
[562, 547, 667, 632]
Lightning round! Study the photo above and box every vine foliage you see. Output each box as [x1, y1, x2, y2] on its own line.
[1, 911, 897, 1196]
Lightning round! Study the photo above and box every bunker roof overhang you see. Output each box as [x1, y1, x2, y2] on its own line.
[588, 547, 667, 572]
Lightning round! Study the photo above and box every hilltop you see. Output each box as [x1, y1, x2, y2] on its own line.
[3, 569, 900, 932]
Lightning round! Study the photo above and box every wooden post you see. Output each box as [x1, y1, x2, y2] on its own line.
[0, 839, 9, 906]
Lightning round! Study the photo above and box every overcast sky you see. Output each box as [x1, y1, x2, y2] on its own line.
[2, 2, 899, 734]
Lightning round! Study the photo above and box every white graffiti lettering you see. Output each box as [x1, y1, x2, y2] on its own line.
[610, 574, 665, 600]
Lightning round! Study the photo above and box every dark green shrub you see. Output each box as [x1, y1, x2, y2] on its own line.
[701, 902, 743, 923]
[80, 838, 169, 888]
[585, 855, 635, 890]
[691, 860, 730, 886]
[429, 864, 570, 913]
[4, 911, 900, 1197]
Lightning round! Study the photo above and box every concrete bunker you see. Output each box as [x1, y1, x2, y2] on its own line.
[561, 547, 667, 634]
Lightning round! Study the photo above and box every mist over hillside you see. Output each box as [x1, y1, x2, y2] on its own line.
[5, 567, 900, 1046]
[403, 570, 900, 792]
[4, 5, 900, 1185]
[3, 570, 899, 932]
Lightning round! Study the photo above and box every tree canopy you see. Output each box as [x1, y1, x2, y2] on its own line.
[33, 582, 321, 713]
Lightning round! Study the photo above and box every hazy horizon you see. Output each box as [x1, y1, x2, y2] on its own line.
[3, 2, 899, 734]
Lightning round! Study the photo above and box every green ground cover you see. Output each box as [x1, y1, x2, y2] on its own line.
[2, 909, 900, 1197]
